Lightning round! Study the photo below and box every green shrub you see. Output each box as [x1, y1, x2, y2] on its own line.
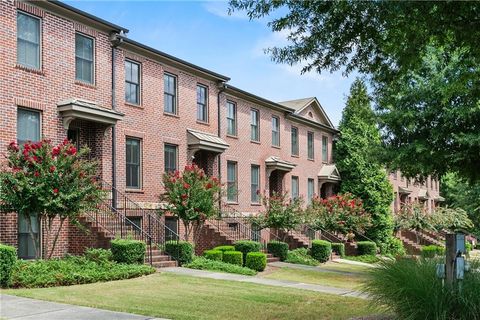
[203, 250, 223, 261]
[213, 245, 235, 252]
[331, 243, 345, 257]
[164, 241, 193, 266]
[223, 251, 243, 266]
[285, 248, 319, 266]
[421, 245, 445, 258]
[466, 242, 472, 253]
[267, 241, 289, 261]
[10, 256, 154, 288]
[84, 248, 113, 264]
[357, 241, 377, 256]
[110, 239, 146, 264]
[379, 237, 406, 256]
[344, 255, 381, 264]
[184, 257, 256, 276]
[311, 240, 331, 263]
[364, 258, 480, 320]
[246, 252, 267, 271]
[0, 244, 17, 287]
[234, 240, 261, 263]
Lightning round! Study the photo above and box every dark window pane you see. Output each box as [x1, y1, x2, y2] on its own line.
[17, 12, 40, 69]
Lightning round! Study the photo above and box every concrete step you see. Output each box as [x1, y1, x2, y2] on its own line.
[151, 260, 178, 268]
[267, 257, 280, 263]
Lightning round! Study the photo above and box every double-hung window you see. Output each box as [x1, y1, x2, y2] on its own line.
[197, 85, 208, 122]
[164, 73, 177, 114]
[17, 108, 40, 145]
[291, 127, 299, 156]
[75, 33, 94, 84]
[291, 176, 299, 200]
[227, 101, 237, 136]
[322, 136, 329, 162]
[164, 144, 178, 173]
[125, 60, 140, 105]
[307, 132, 314, 159]
[272, 116, 280, 147]
[250, 109, 260, 141]
[126, 138, 141, 189]
[227, 161, 238, 202]
[307, 178, 315, 204]
[17, 12, 41, 69]
[251, 165, 260, 203]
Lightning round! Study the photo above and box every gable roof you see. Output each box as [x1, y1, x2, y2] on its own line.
[318, 164, 341, 181]
[278, 97, 335, 129]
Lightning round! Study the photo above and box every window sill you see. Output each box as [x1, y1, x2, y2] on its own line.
[272, 145, 281, 149]
[196, 120, 210, 126]
[251, 202, 262, 206]
[291, 154, 299, 158]
[15, 64, 44, 75]
[226, 134, 238, 139]
[250, 140, 261, 145]
[125, 188, 144, 194]
[75, 80, 96, 89]
[163, 112, 179, 118]
[125, 102, 144, 109]
[322, 161, 329, 164]
[226, 201, 238, 205]
[307, 158, 315, 162]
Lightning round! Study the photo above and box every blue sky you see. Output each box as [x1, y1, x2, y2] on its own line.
[66, 1, 355, 126]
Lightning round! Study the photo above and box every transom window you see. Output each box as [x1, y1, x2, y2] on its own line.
[322, 136, 329, 162]
[227, 161, 238, 202]
[164, 73, 177, 114]
[251, 165, 260, 203]
[164, 144, 178, 173]
[17, 108, 40, 145]
[126, 138, 141, 189]
[307, 131, 314, 159]
[291, 176, 299, 200]
[75, 33, 94, 84]
[291, 127, 299, 156]
[17, 12, 41, 69]
[272, 116, 280, 147]
[227, 101, 237, 136]
[125, 60, 140, 105]
[196, 85, 208, 122]
[250, 109, 260, 142]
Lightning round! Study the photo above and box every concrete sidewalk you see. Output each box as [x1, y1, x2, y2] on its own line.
[0, 294, 169, 320]
[160, 267, 368, 299]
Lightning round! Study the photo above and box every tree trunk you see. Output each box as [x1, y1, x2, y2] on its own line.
[48, 217, 66, 259]
[183, 220, 190, 242]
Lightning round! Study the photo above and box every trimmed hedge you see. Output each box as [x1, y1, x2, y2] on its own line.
[331, 243, 345, 257]
[246, 252, 267, 271]
[184, 257, 256, 276]
[165, 241, 193, 266]
[10, 256, 154, 288]
[234, 240, 261, 264]
[213, 245, 235, 252]
[311, 240, 331, 263]
[0, 244, 17, 287]
[285, 248, 319, 266]
[357, 241, 377, 256]
[421, 245, 445, 258]
[85, 248, 113, 264]
[267, 241, 289, 261]
[110, 239, 146, 264]
[223, 250, 243, 266]
[203, 249, 223, 261]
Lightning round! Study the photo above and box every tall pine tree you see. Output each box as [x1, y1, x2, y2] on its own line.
[335, 79, 394, 244]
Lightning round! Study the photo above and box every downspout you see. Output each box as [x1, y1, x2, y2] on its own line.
[110, 32, 124, 209]
[217, 82, 227, 213]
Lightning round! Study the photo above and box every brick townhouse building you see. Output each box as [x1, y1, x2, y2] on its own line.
[0, 1, 341, 259]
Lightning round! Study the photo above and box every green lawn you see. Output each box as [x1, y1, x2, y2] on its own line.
[4, 272, 374, 320]
[262, 267, 367, 290]
[319, 261, 372, 274]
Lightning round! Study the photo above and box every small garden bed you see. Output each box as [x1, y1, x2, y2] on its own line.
[10, 255, 154, 288]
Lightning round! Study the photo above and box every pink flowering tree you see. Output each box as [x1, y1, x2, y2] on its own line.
[161, 164, 222, 242]
[306, 193, 371, 237]
[0, 139, 104, 259]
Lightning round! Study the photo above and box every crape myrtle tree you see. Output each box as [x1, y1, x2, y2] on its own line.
[334, 79, 394, 244]
[0, 139, 104, 259]
[228, 0, 480, 182]
[161, 164, 222, 243]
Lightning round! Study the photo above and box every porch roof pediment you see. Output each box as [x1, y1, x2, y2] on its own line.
[434, 195, 445, 202]
[187, 129, 229, 154]
[418, 188, 430, 200]
[318, 164, 341, 182]
[265, 156, 296, 172]
[57, 98, 124, 130]
[398, 186, 412, 194]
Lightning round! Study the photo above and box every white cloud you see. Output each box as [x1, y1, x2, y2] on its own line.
[203, 1, 249, 20]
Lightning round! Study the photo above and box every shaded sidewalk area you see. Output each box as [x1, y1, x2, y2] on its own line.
[0, 294, 169, 320]
[160, 267, 369, 299]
